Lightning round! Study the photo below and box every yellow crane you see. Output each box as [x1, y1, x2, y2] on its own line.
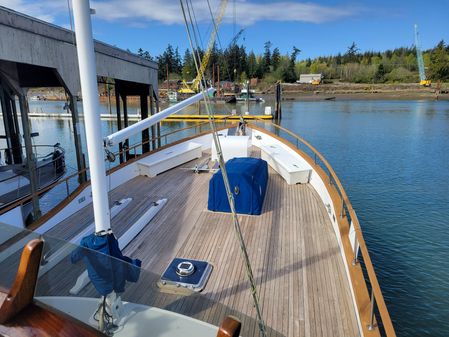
[179, 0, 228, 94]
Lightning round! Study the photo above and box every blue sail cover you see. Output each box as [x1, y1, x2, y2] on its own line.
[208, 157, 268, 215]
[71, 233, 141, 296]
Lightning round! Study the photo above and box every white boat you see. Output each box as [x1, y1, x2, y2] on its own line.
[0, 143, 65, 220]
[235, 88, 265, 103]
[167, 91, 178, 103]
[0, 1, 396, 337]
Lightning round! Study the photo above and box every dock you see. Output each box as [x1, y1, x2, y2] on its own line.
[26, 112, 273, 121]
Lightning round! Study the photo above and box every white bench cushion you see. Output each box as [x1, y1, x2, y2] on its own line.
[137, 141, 202, 177]
[260, 143, 312, 184]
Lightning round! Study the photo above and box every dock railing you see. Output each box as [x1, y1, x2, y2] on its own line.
[248, 119, 396, 337]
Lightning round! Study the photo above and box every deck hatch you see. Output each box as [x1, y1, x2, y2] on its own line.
[159, 258, 212, 293]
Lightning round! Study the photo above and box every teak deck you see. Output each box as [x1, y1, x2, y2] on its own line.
[40, 150, 359, 337]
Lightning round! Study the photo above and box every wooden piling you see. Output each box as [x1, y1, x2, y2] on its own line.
[275, 81, 282, 120]
[140, 88, 149, 154]
[69, 94, 87, 183]
[18, 93, 41, 221]
[115, 87, 124, 164]
[149, 84, 157, 151]
[121, 93, 129, 160]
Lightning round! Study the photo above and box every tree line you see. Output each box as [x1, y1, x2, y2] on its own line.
[137, 40, 449, 84]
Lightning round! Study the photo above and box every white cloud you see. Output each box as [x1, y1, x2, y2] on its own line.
[0, 0, 357, 26]
[0, 0, 67, 23]
[92, 0, 356, 25]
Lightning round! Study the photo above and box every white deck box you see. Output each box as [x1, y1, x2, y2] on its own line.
[260, 143, 312, 184]
[211, 135, 250, 162]
[137, 141, 202, 177]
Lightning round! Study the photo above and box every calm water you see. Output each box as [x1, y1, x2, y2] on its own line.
[7, 99, 449, 336]
[277, 100, 449, 337]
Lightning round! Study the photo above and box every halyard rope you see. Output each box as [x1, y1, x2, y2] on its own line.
[180, 1, 267, 335]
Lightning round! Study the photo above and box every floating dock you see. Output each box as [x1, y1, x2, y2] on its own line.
[165, 114, 273, 121]
[26, 113, 273, 121]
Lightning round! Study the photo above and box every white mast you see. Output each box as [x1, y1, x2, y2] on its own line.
[72, 0, 111, 234]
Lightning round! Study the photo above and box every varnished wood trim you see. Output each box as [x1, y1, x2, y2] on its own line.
[216, 316, 242, 337]
[0, 239, 43, 324]
[249, 123, 396, 337]
[0, 301, 106, 337]
[29, 182, 89, 230]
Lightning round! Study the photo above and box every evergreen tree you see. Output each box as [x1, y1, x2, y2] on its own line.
[247, 52, 258, 78]
[429, 40, 449, 81]
[344, 42, 359, 63]
[157, 44, 177, 80]
[263, 41, 272, 73]
[282, 46, 300, 82]
[174, 47, 182, 74]
[374, 64, 386, 82]
[137, 48, 153, 61]
[182, 49, 195, 81]
[271, 47, 281, 71]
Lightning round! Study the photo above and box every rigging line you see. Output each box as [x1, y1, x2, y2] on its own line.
[180, 1, 267, 336]
[188, 0, 204, 50]
[184, 2, 204, 90]
[205, 0, 230, 76]
[66, 0, 76, 45]
[205, 0, 236, 115]
[233, 0, 236, 38]
[185, 0, 203, 66]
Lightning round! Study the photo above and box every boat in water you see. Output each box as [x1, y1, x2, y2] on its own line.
[235, 88, 265, 103]
[0, 142, 65, 221]
[167, 91, 178, 103]
[0, 1, 396, 337]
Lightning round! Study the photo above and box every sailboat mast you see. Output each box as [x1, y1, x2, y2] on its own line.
[72, 0, 111, 234]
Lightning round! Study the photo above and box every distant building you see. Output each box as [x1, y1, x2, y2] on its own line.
[297, 74, 323, 84]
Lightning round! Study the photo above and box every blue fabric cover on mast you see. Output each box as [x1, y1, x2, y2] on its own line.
[71, 233, 141, 296]
[208, 157, 268, 215]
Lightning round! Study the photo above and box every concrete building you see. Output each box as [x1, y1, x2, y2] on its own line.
[0, 6, 159, 222]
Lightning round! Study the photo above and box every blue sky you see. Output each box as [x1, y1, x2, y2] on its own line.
[1, 0, 448, 60]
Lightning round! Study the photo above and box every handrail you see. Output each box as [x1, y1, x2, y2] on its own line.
[0, 145, 65, 185]
[248, 119, 396, 337]
[118, 119, 213, 156]
[0, 118, 232, 216]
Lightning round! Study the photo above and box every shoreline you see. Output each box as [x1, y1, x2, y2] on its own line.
[275, 92, 449, 101]
[264, 82, 449, 101]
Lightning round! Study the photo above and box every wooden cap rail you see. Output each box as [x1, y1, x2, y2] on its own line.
[0, 238, 240, 336]
[0, 238, 43, 323]
[248, 120, 396, 337]
[216, 316, 242, 337]
[0, 239, 107, 336]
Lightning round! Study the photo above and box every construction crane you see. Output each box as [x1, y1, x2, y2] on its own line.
[414, 24, 431, 87]
[179, 0, 228, 94]
[229, 28, 244, 47]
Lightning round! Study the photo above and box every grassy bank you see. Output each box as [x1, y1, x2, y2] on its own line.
[261, 82, 449, 101]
